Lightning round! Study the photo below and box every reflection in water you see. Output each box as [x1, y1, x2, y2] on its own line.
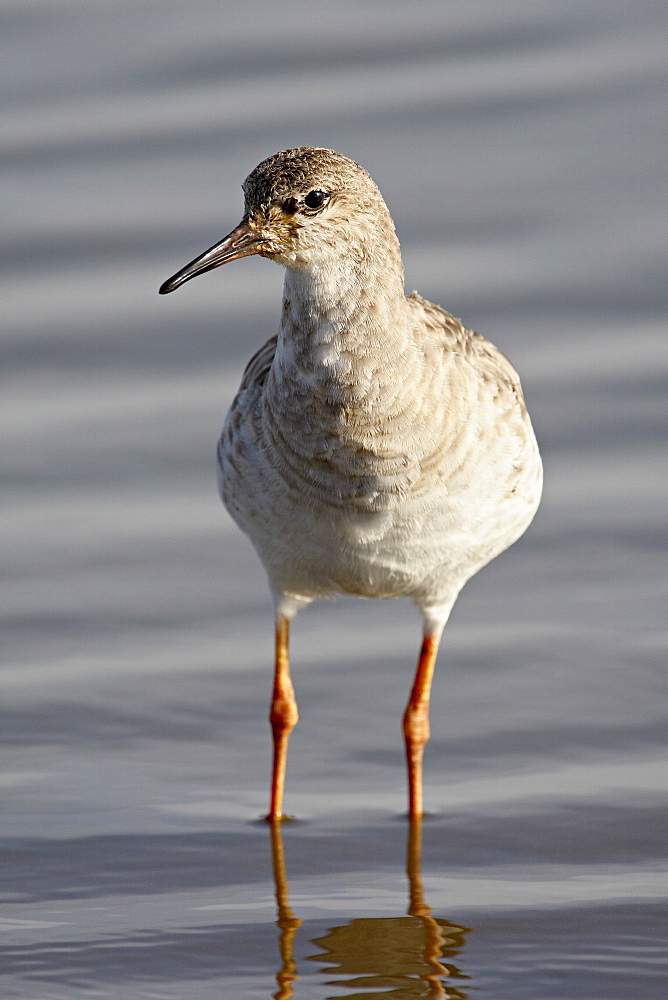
[269, 820, 471, 999]
[270, 822, 304, 1000]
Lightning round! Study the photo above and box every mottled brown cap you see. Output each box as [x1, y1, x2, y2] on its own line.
[241, 147, 377, 215]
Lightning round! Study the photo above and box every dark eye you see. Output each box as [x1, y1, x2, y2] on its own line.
[303, 189, 328, 211]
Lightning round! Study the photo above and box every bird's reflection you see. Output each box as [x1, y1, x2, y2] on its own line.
[269, 819, 471, 999]
[269, 821, 303, 1000]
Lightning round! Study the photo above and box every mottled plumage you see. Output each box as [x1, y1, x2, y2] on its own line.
[160, 147, 542, 819]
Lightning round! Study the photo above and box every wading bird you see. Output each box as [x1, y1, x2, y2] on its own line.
[160, 147, 542, 820]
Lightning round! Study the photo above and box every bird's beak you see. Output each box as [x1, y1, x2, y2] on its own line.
[159, 218, 266, 294]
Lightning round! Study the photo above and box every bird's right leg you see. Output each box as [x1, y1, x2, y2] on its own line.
[267, 612, 298, 821]
[403, 603, 453, 818]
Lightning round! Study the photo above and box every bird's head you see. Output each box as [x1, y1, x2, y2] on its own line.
[159, 147, 399, 294]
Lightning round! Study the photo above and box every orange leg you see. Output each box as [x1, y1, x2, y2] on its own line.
[403, 632, 442, 817]
[267, 613, 298, 821]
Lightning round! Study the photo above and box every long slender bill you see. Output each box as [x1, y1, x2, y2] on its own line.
[159, 219, 264, 294]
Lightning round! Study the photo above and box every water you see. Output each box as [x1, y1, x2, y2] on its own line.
[3, 1, 666, 997]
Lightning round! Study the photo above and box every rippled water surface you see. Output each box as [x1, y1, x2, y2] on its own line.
[4, 1, 666, 997]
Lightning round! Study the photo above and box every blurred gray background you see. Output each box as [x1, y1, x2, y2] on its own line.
[3, 2, 666, 998]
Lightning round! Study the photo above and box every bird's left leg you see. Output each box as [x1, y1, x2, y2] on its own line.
[403, 633, 440, 817]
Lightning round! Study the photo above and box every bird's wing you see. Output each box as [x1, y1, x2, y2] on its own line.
[409, 291, 526, 407]
[237, 335, 278, 392]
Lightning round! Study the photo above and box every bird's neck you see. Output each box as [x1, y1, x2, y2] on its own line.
[275, 255, 409, 383]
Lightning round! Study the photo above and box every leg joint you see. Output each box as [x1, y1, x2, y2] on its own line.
[270, 698, 298, 731]
[403, 702, 430, 746]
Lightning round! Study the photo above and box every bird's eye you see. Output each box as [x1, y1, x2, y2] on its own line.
[303, 189, 329, 211]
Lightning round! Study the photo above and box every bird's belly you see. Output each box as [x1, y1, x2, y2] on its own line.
[217, 370, 542, 608]
[219, 439, 539, 606]
[225, 486, 436, 599]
